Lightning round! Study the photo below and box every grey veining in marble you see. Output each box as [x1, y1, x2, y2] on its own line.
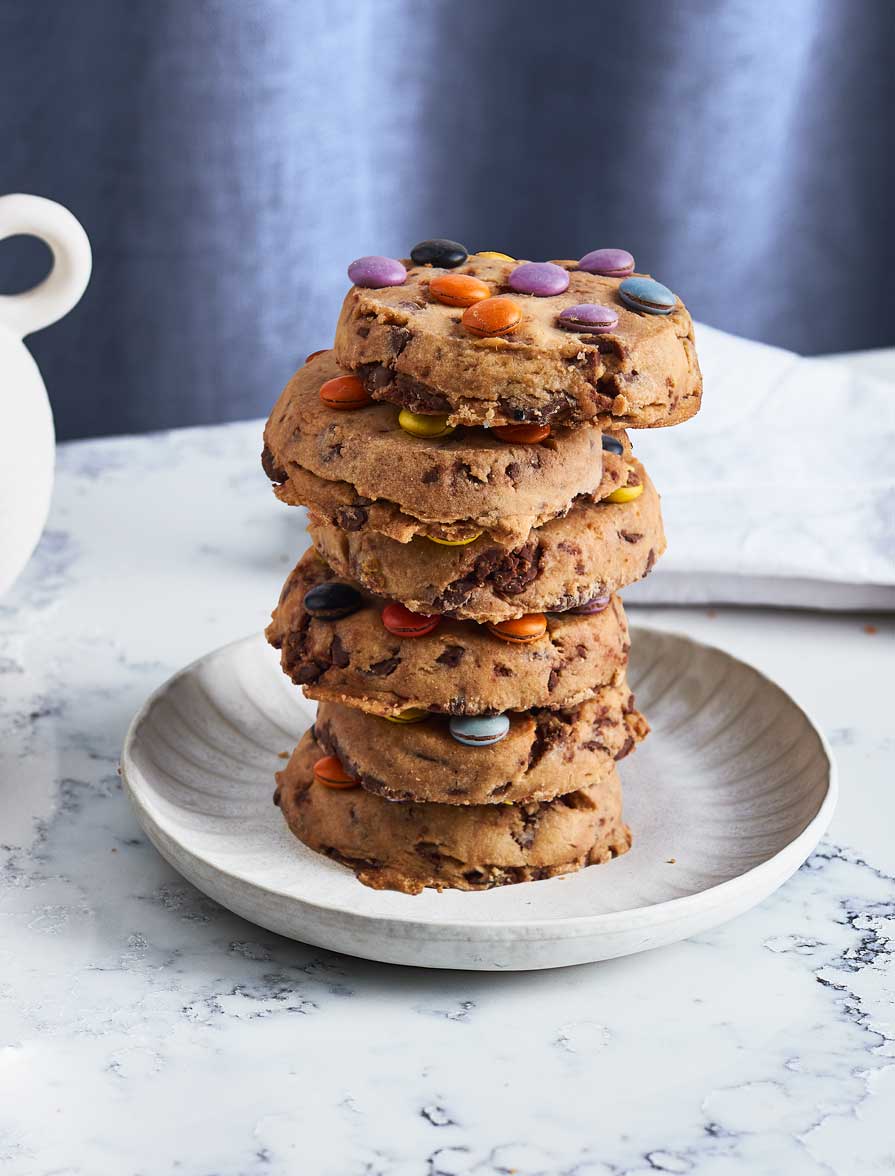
[1, 422, 893, 1175]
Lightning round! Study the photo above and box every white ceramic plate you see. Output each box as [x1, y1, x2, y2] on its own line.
[121, 629, 836, 971]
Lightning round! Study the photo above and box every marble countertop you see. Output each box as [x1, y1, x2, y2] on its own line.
[2, 421, 893, 1176]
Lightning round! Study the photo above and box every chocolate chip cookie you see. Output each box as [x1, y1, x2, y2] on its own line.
[314, 682, 648, 805]
[266, 549, 631, 717]
[275, 729, 632, 893]
[308, 459, 664, 623]
[264, 352, 630, 546]
[334, 254, 701, 429]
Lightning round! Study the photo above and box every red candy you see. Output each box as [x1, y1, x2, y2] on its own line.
[381, 602, 441, 638]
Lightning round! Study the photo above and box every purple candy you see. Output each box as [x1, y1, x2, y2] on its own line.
[578, 248, 635, 277]
[569, 593, 611, 615]
[347, 255, 407, 288]
[557, 303, 619, 334]
[508, 261, 570, 297]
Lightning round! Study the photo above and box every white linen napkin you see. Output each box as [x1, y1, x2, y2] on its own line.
[625, 324, 895, 609]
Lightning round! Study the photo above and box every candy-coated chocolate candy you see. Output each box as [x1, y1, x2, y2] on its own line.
[578, 248, 635, 277]
[487, 613, 548, 644]
[430, 272, 491, 307]
[461, 296, 522, 337]
[449, 714, 510, 747]
[618, 276, 676, 315]
[601, 434, 624, 456]
[319, 374, 371, 410]
[381, 602, 441, 638]
[303, 581, 363, 619]
[384, 708, 430, 724]
[508, 261, 570, 297]
[313, 755, 358, 789]
[493, 422, 551, 444]
[476, 251, 516, 261]
[305, 348, 329, 363]
[398, 409, 455, 439]
[557, 303, 619, 334]
[606, 482, 644, 504]
[348, 255, 407, 288]
[568, 593, 611, 615]
[428, 532, 482, 546]
[410, 238, 468, 268]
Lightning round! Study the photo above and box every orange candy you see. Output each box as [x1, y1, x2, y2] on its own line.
[319, 374, 371, 410]
[493, 423, 551, 444]
[487, 613, 548, 644]
[429, 273, 491, 307]
[462, 296, 523, 338]
[305, 348, 329, 363]
[313, 755, 358, 790]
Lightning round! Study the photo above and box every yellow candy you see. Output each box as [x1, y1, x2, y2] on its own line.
[606, 482, 644, 504]
[385, 708, 429, 724]
[428, 533, 482, 546]
[398, 409, 455, 439]
[477, 251, 516, 261]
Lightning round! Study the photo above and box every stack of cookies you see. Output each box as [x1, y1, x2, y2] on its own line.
[263, 242, 701, 894]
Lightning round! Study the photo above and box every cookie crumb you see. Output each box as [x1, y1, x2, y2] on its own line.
[278, 750, 290, 759]
[863, 624, 878, 635]
[666, 857, 676, 864]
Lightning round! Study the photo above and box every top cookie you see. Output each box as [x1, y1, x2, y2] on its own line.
[334, 251, 701, 429]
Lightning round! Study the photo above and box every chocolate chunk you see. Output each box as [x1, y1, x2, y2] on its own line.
[261, 443, 287, 484]
[452, 460, 485, 486]
[359, 362, 393, 390]
[272, 787, 281, 806]
[645, 548, 657, 575]
[330, 635, 350, 668]
[388, 325, 411, 356]
[614, 736, 635, 761]
[435, 540, 541, 608]
[436, 645, 466, 667]
[491, 539, 542, 596]
[496, 392, 576, 425]
[620, 531, 643, 544]
[365, 656, 400, 677]
[335, 505, 368, 531]
[421, 468, 440, 485]
[385, 374, 452, 414]
[547, 667, 560, 692]
[295, 661, 325, 685]
[511, 807, 542, 850]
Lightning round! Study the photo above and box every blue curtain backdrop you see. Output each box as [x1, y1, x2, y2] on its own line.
[2, 0, 894, 440]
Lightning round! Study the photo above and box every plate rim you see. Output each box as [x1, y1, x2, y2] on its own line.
[120, 627, 838, 939]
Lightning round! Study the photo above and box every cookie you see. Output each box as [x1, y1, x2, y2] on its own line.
[266, 549, 631, 717]
[275, 729, 632, 893]
[314, 682, 649, 805]
[263, 352, 629, 547]
[308, 459, 664, 623]
[334, 254, 701, 429]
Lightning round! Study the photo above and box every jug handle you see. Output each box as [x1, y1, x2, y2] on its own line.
[0, 194, 92, 338]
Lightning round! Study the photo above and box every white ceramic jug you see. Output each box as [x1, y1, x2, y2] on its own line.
[0, 194, 92, 597]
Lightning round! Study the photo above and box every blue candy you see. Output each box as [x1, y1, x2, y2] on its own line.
[618, 276, 676, 315]
[601, 434, 624, 455]
[449, 714, 510, 747]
